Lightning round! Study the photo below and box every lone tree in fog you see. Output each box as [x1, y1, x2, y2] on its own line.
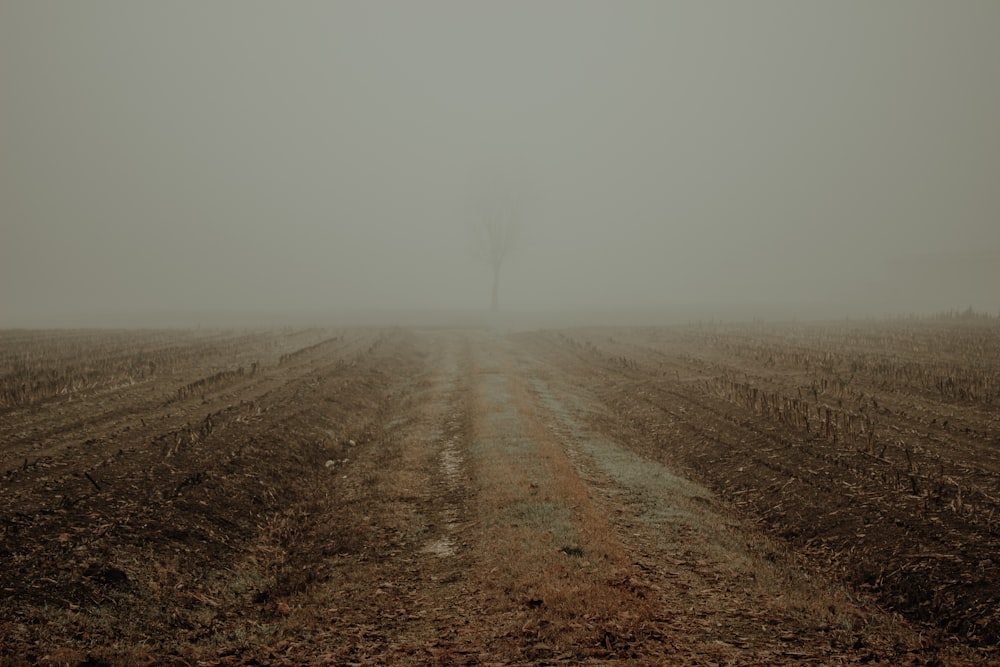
[472, 169, 535, 314]
[481, 195, 518, 313]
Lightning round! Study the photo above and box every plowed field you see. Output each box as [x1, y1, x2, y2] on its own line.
[1, 322, 997, 665]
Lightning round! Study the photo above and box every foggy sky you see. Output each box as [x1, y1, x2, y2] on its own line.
[2, 1, 999, 327]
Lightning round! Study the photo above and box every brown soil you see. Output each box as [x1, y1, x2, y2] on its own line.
[0, 324, 995, 665]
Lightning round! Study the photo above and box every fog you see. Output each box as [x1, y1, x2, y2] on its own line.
[2, 1, 999, 328]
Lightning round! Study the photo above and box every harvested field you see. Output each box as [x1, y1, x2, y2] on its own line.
[1, 321, 997, 665]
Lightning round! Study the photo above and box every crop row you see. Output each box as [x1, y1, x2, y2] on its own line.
[0, 329, 330, 408]
[692, 330, 1000, 405]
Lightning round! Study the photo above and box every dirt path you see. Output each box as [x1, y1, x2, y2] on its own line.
[311, 331, 971, 665]
[1, 329, 985, 665]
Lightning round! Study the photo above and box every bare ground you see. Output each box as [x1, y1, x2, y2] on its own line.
[0, 327, 994, 665]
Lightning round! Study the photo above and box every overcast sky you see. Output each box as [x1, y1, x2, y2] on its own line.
[2, 1, 999, 326]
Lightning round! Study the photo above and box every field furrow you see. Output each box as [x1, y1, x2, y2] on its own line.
[2, 322, 996, 664]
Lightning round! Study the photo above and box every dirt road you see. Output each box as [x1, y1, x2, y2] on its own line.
[336, 330, 961, 665]
[0, 329, 985, 664]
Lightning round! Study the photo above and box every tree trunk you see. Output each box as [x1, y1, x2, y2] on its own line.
[491, 264, 500, 313]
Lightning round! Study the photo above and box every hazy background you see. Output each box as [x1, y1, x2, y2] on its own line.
[2, 1, 999, 328]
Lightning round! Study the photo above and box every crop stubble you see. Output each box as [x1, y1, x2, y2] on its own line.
[1, 320, 996, 664]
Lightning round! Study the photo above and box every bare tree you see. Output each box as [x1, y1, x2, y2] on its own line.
[471, 167, 536, 314]
[482, 195, 518, 313]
